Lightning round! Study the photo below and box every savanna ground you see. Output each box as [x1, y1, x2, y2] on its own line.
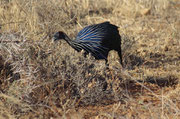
[0, 0, 180, 118]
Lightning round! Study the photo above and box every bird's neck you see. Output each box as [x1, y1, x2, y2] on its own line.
[63, 33, 79, 50]
[63, 33, 74, 45]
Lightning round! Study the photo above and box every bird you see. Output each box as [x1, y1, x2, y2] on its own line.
[52, 21, 123, 66]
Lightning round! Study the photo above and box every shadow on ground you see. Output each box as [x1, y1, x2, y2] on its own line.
[119, 75, 178, 99]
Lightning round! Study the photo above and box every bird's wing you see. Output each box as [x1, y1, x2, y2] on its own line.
[76, 22, 110, 43]
[75, 22, 113, 59]
[79, 42, 109, 59]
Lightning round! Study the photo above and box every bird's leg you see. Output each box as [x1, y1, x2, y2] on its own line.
[105, 59, 115, 80]
[84, 53, 87, 58]
[80, 50, 87, 58]
[105, 59, 109, 69]
[118, 49, 123, 68]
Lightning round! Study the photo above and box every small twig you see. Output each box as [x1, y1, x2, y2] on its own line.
[0, 40, 21, 43]
[0, 21, 25, 27]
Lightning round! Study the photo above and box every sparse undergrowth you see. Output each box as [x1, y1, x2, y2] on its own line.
[0, 0, 180, 118]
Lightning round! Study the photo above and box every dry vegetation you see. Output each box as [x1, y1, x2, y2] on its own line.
[0, 0, 180, 118]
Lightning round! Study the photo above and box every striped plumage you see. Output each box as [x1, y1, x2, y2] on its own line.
[53, 22, 123, 66]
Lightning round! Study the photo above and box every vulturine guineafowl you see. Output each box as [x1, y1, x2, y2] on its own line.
[53, 22, 123, 66]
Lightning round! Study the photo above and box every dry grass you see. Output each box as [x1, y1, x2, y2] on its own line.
[0, 0, 180, 118]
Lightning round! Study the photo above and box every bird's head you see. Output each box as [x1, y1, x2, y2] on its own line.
[52, 31, 65, 41]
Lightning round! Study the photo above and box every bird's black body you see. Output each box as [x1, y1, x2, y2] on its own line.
[53, 22, 123, 65]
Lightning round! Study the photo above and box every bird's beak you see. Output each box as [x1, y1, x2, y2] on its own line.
[51, 37, 56, 44]
[52, 36, 59, 41]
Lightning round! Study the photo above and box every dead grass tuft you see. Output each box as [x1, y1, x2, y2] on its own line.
[0, 0, 180, 118]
